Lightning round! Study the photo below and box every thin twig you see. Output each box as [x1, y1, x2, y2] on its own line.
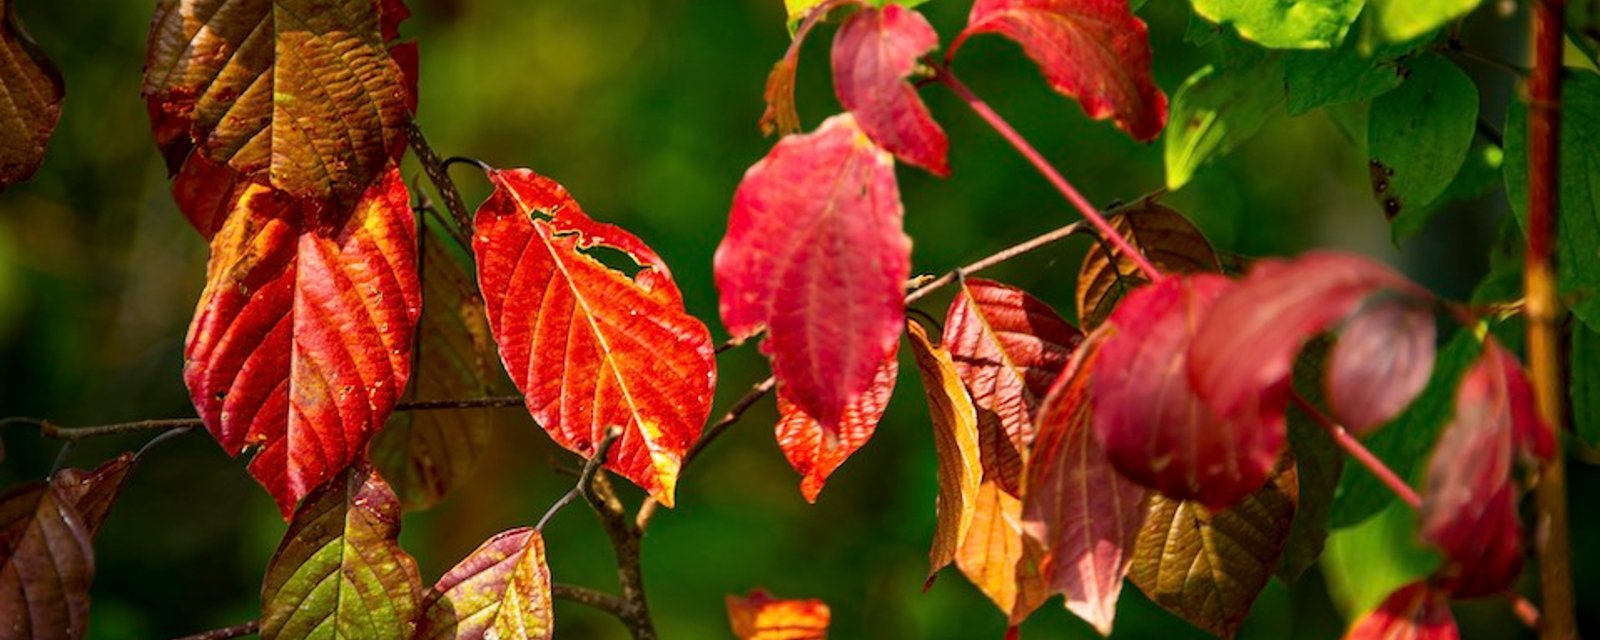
[135, 426, 196, 460]
[405, 122, 475, 247]
[537, 428, 622, 531]
[172, 620, 259, 640]
[553, 583, 629, 616]
[905, 221, 1086, 304]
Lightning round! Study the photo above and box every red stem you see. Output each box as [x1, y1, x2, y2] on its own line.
[1291, 394, 1423, 509]
[936, 70, 1165, 282]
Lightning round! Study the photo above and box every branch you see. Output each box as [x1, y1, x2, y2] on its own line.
[553, 583, 629, 616]
[1525, 1, 1577, 637]
[579, 428, 658, 640]
[537, 428, 622, 531]
[173, 620, 258, 640]
[405, 122, 475, 247]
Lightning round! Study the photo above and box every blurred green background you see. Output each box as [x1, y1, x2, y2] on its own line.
[0, 0, 1593, 638]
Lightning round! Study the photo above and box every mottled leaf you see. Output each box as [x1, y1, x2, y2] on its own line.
[50, 453, 135, 538]
[907, 320, 982, 579]
[143, 0, 414, 201]
[1345, 582, 1460, 640]
[832, 5, 948, 176]
[185, 166, 420, 517]
[260, 464, 421, 640]
[0, 0, 64, 189]
[955, 0, 1168, 141]
[1076, 202, 1220, 329]
[1021, 336, 1146, 636]
[418, 527, 552, 640]
[1326, 300, 1437, 435]
[1189, 0, 1364, 49]
[474, 169, 716, 507]
[0, 483, 93, 640]
[717, 114, 909, 431]
[775, 349, 898, 503]
[1164, 57, 1286, 190]
[373, 218, 498, 512]
[956, 481, 1049, 624]
[726, 589, 830, 640]
[1367, 0, 1483, 44]
[1368, 54, 1478, 221]
[1094, 275, 1283, 509]
[1129, 462, 1298, 638]
[942, 278, 1082, 496]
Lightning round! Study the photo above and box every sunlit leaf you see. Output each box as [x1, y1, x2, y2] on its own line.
[942, 278, 1082, 496]
[1322, 501, 1440, 619]
[0, 0, 64, 189]
[775, 349, 898, 503]
[955, 0, 1168, 141]
[1129, 461, 1298, 638]
[1075, 202, 1220, 329]
[1164, 57, 1286, 190]
[373, 219, 498, 512]
[1094, 275, 1283, 509]
[50, 453, 135, 538]
[1367, 54, 1478, 221]
[417, 527, 552, 640]
[143, 0, 415, 202]
[832, 4, 948, 176]
[717, 114, 909, 432]
[1345, 582, 1460, 640]
[1367, 0, 1484, 44]
[1189, 0, 1363, 49]
[1020, 335, 1146, 636]
[1326, 299, 1437, 435]
[726, 589, 830, 640]
[0, 483, 93, 639]
[184, 166, 420, 517]
[474, 169, 717, 508]
[907, 320, 982, 579]
[261, 464, 421, 640]
[956, 481, 1049, 624]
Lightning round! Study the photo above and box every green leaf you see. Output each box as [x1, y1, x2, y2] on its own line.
[1277, 343, 1344, 583]
[1367, 0, 1483, 44]
[1189, 0, 1364, 49]
[1574, 322, 1600, 447]
[261, 464, 422, 640]
[1283, 28, 1405, 115]
[1505, 71, 1600, 328]
[1164, 57, 1287, 190]
[1367, 54, 1478, 222]
[784, 0, 927, 30]
[1390, 139, 1504, 244]
[1329, 330, 1479, 528]
[1321, 500, 1440, 620]
[1574, 0, 1600, 65]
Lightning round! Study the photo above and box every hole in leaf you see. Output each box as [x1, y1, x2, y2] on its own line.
[577, 242, 647, 280]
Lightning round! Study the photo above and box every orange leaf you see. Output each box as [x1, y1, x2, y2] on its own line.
[775, 349, 898, 503]
[726, 589, 830, 640]
[906, 321, 982, 579]
[0, 0, 64, 189]
[956, 481, 1050, 624]
[473, 169, 716, 507]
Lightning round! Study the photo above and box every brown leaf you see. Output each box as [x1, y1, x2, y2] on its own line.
[907, 321, 982, 579]
[0, 0, 64, 189]
[1075, 202, 1219, 330]
[956, 481, 1050, 624]
[1129, 460, 1299, 637]
[51, 453, 135, 538]
[0, 482, 93, 639]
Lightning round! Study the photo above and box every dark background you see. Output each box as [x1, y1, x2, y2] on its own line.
[0, 0, 1593, 638]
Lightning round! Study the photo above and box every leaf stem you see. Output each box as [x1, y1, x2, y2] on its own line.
[173, 620, 259, 640]
[537, 428, 622, 531]
[1525, 1, 1578, 637]
[1290, 394, 1422, 509]
[934, 69, 1164, 282]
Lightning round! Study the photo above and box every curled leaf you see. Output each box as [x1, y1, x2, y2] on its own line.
[0, 0, 65, 189]
[50, 453, 135, 538]
[726, 589, 830, 640]
[418, 527, 553, 640]
[1076, 202, 1221, 329]
[907, 320, 982, 579]
[775, 349, 898, 503]
[474, 169, 717, 508]
[1326, 299, 1437, 435]
[832, 4, 949, 176]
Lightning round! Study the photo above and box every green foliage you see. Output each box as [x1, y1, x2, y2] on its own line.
[1163, 57, 1286, 190]
[1188, 0, 1364, 49]
[1283, 27, 1405, 116]
[1574, 322, 1600, 447]
[1367, 54, 1478, 221]
[1321, 500, 1440, 619]
[1366, 0, 1482, 44]
[1389, 139, 1503, 243]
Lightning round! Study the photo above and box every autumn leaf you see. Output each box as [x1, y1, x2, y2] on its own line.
[1129, 461, 1299, 638]
[727, 589, 830, 640]
[776, 350, 898, 503]
[184, 166, 420, 517]
[473, 168, 716, 507]
[373, 219, 499, 512]
[171, 153, 249, 239]
[1076, 202, 1221, 329]
[143, 0, 415, 202]
[907, 320, 982, 579]
[261, 464, 422, 640]
[50, 453, 135, 538]
[762, 1, 843, 136]
[831, 4, 949, 176]
[0, 0, 64, 189]
[1093, 275, 1283, 509]
[1021, 335, 1146, 636]
[942, 278, 1082, 496]
[1345, 582, 1460, 640]
[956, 481, 1050, 624]
[716, 114, 910, 431]
[953, 0, 1168, 141]
[1326, 299, 1437, 435]
[418, 527, 553, 640]
[0, 482, 93, 639]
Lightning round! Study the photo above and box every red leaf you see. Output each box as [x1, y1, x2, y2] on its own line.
[726, 589, 830, 640]
[716, 114, 910, 430]
[1188, 253, 1424, 436]
[1420, 341, 1546, 597]
[954, 0, 1168, 141]
[419, 528, 553, 640]
[1021, 336, 1146, 636]
[775, 349, 899, 503]
[0, 4, 65, 189]
[831, 5, 950, 176]
[474, 169, 716, 507]
[1326, 299, 1437, 435]
[0, 483, 93, 639]
[1093, 275, 1284, 509]
[1346, 582, 1460, 640]
[171, 153, 248, 239]
[51, 453, 135, 538]
[184, 167, 420, 517]
[942, 279, 1082, 495]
